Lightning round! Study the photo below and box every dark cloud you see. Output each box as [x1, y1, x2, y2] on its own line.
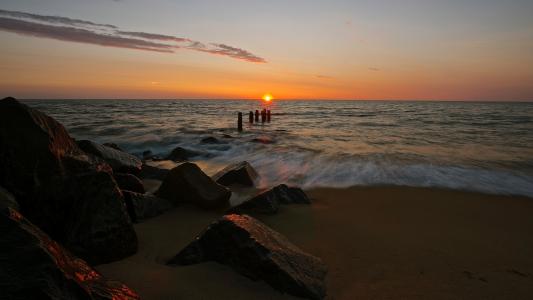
[0, 17, 174, 52]
[316, 74, 334, 79]
[0, 9, 266, 63]
[116, 31, 191, 43]
[0, 9, 116, 29]
[368, 67, 380, 71]
[192, 43, 266, 63]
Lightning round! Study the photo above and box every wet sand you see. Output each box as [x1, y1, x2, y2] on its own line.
[97, 186, 533, 299]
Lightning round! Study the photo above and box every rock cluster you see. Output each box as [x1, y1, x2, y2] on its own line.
[0, 97, 137, 264]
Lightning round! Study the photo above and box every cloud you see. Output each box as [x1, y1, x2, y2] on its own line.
[192, 43, 266, 63]
[0, 9, 116, 29]
[0, 17, 175, 52]
[0, 9, 266, 63]
[316, 74, 334, 79]
[116, 30, 191, 43]
[368, 67, 380, 71]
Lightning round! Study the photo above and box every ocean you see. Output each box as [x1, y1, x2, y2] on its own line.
[25, 100, 533, 197]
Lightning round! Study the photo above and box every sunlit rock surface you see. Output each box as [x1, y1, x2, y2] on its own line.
[156, 162, 231, 209]
[0, 206, 140, 300]
[168, 214, 327, 300]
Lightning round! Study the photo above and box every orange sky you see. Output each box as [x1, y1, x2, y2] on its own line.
[1, 1, 533, 101]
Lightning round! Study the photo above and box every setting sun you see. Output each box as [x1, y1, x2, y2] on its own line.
[262, 94, 273, 102]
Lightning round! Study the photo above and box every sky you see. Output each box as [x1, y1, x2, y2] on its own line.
[0, 0, 532, 100]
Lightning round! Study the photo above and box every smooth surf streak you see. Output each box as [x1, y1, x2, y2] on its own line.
[26, 100, 533, 197]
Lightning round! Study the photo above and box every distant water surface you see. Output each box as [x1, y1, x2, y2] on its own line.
[25, 100, 533, 197]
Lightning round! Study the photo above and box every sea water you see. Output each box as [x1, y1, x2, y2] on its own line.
[26, 100, 533, 197]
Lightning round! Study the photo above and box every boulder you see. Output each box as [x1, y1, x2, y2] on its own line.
[37, 171, 138, 264]
[168, 214, 327, 300]
[0, 206, 140, 300]
[0, 97, 83, 198]
[165, 146, 202, 161]
[77, 140, 142, 174]
[251, 136, 275, 144]
[212, 161, 259, 187]
[229, 184, 311, 215]
[114, 173, 145, 194]
[156, 162, 231, 209]
[0, 98, 137, 264]
[102, 142, 123, 151]
[200, 136, 224, 144]
[123, 191, 173, 222]
[138, 164, 169, 180]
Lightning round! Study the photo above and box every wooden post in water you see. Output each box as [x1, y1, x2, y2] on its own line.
[267, 110, 271, 122]
[255, 110, 259, 122]
[249, 111, 254, 123]
[237, 112, 243, 132]
[261, 109, 266, 123]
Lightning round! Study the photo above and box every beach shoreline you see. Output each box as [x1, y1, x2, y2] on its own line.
[97, 185, 533, 299]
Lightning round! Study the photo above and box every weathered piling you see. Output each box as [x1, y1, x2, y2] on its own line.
[261, 109, 266, 123]
[238, 112, 243, 132]
[267, 110, 271, 122]
[249, 111, 254, 123]
[255, 110, 259, 122]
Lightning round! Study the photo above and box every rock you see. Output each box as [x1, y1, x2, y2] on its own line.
[0, 98, 137, 264]
[103, 142, 123, 151]
[123, 191, 173, 222]
[229, 184, 311, 215]
[166, 146, 202, 161]
[114, 173, 145, 194]
[212, 161, 258, 187]
[77, 140, 142, 174]
[168, 214, 327, 300]
[0, 97, 84, 198]
[37, 171, 138, 264]
[0, 206, 140, 300]
[138, 164, 170, 180]
[251, 136, 275, 144]
[156, 162, 231, 209]
[200, 136, 223, 144]
[142, 150, 153, 160]
[0, 186, 18, 210]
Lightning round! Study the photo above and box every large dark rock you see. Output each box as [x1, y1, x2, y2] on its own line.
[229, 184, 311, 215]
[0, 97, 137, 264]
[138, 164, 169, 180]
[102, 142, 123, 151]
[212, 161, 258, 187]
[114, 173, 145, 194]
[123, 191, 173, 222]
[156, 162, 231, 209]
[168, 214, 327, 300]
[77, 140, 142, 174]
[0, 206, 140, 300]
[0, 185, 19, 210]
[0, 97, 84, 197]
[37, 171, 138, 264]
[165, 146, 202, 161]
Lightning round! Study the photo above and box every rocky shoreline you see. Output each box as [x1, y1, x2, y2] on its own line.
[0, 97, 327, 299]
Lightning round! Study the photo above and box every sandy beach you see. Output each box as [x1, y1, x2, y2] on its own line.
[97, 186, 533, 299]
